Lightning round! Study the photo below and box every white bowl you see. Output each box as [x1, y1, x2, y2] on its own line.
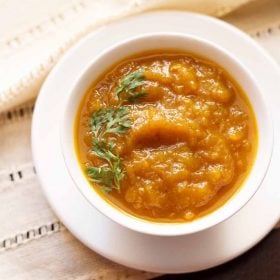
[61, 33, 273, 236]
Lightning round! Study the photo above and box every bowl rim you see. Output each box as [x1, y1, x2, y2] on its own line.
[60, 32, 273, 236]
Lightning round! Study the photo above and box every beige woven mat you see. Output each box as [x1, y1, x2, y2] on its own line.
[0, 0, 280, 279]
[0, 0, 254, 112]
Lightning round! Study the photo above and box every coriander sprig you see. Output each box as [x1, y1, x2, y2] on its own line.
[116, 70, 147, 104]
[89, 107, 131, 139]
[87, 140, 124, 192]
[86, 70, 146, 192]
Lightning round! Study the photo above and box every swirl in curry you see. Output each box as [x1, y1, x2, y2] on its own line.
[75, 52, 257, 222]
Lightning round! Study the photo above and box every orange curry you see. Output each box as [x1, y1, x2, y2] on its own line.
[75, 52, 257, 222]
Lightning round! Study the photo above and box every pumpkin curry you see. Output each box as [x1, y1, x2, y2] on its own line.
[75, 52, 257, 222]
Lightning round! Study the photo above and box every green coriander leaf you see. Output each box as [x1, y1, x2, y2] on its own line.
[116, 70, 146, 103]
[89, 108, 107, 137]
[86, 166, 114, 188]
[105, 107, 131, 135]
[89, 107, 132, 138]
[86, 70, 148, 193]
[91, 139, 118, 163]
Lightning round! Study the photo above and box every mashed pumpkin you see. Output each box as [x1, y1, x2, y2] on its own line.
[75, 52, 257, 222]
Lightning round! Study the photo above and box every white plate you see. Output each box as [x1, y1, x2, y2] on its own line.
[32, 11, 280, 274]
